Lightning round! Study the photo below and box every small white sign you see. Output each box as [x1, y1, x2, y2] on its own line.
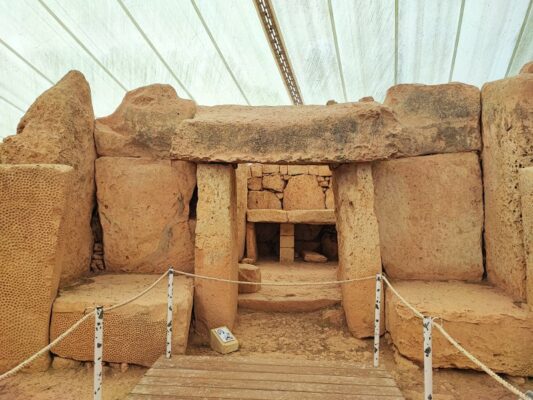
[215, 327, 235, 343]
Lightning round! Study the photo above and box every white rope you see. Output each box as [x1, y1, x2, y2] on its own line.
[173, 270, 375, 286]
[0, 270, 170, 381]
[381, 275, 529, 400]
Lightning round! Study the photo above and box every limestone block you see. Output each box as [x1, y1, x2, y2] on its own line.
[0, 164, 73, 373]
[318, 165, 332, 176]
[195, 164, 239, 335]
[519, 167, 533, 306]
[170, 100, 480, 163]
[280, 247, 294, 263]
[262, 164, 279, 174]
[280, 223, 294, 236]
[373, 153, 484, 281]
[284, 175, 325, 210]
[250, 164, 262, 177]
[386, 280, 533, 376]
[51, 275, 193, 366]
[308, 165, 320, 175]
[247, 209, 288, 223]
[279, 165, 288, 174]
[287, 210, 335, 224]
[288, 165, 308, 175]
[481, 73, 533, 300]
[301, 250, 327, 263]
[262, 174, 285, 192]
[325, 187, 335, 209]
[333, 163, 383, 338]
[248, 190, 281, 209]
[245, 222, 258, 262]
[0, 71, 96, 285]
[384, 82, 481, 155]
[247, 177, 262, 191]
[520, 61, 533, 74]
[238, 264, 261, 294]
[280, 235, 294, 248]
[96, 157, 196, 273]
[95, 84, 196, 158]
[236, 164, 248, 261]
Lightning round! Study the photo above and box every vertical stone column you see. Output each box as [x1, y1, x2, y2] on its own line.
[194, 164, 238, 336]
[279, 223, 295, 262]
[333, 163, 383, 338]
[519, 167, 533, 308]
[236, 164, 249, 261]
[245, 222, 258, 263]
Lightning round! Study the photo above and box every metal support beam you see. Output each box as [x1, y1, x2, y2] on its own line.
[449, 0, 466, 82]
[0, 37, 54, 85]
[327, 0, 347, 102]
[505, 0, 533, 77]
[394, 0, 399, 85]
[254, 0, 303, 105]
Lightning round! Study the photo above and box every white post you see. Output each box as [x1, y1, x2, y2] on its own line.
[373, 273, 382, 368]
[94, 306, 104, 400]
[166, 267, 174, 359]
[423, 316, 433, 400]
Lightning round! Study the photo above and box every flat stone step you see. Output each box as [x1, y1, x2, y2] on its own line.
[127, 355, 404, 399]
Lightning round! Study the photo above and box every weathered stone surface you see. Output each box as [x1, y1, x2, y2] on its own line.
[0, 71, 96, 285]
[52, 356, 82, 370]
[284, 175, 325, 210]
[236, 164, 248, 261]
[0, 164, 73, 373]
[238, 264, 261, 294]
[247, 209, 288, 223]
[51, 275, 193, 366]
[333, 163, 383, 338]
[520, 61, 533, 74]
[287, 210, 335, 225]
[248, 190, 281, 209]
[288, 165, 308, 175]
[481, 73, 533, 300]
[262, 174, 285, 192]
[373, 153, 484, 281]
[171, 96, 481, 163]
[386, 280, 533, 376]
[301, 250, 328, 263]
[384, 82, 481, 156]
[247, 177, 262, 191]
[195, 164, 238, 336]
[262, 164, 279, 174]
[325, 187, 335, 209]
[95, 84, 196, 158]
[519, 167, 533, 306]
[95, 157, 196, 274]
[245, 222, 258, 263]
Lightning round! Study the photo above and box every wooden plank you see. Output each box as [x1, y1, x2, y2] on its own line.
[153, 356, 390, 378]
[145, 368, 396, 387]
[131, 384, 404, 399]
[138, 376, 403, 396]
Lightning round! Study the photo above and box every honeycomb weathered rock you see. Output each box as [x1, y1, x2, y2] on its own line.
[0, 164, 73, 373]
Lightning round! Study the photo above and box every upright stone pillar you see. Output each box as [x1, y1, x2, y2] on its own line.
[194, 164, 238, 336]
[333, 163, 383, 338]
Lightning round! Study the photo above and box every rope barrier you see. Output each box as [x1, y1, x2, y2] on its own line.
[381, 275, 529, 400]
[0, 270, 170, 381]
[173, 270, 375, 286]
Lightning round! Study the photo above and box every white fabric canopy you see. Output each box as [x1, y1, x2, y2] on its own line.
[0, 0, 531, 139]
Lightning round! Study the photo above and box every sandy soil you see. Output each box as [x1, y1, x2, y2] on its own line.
[1, 307, 531, 399]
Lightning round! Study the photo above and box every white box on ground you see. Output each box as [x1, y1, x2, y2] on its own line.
[210, 326, 239, 354]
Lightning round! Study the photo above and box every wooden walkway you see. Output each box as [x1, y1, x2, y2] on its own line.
[127, 355, 405, 399]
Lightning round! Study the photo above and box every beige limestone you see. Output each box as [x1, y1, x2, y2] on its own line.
[318, 165, 332, 176]
[195, 164, 238, 335]
[248, 190, 281, 209]
[51, 357, 82, 370]
[373, 153, 484, 281]
[95, 84, 196, 158]
[284, 175, 325, 210]
[236, 164, 248, 261]
[386, 280, 533, 376]
[247, 177, 262, 191]
[287, 210, 336, 224]
[325, 187, 335, 209]
[245, 222, 258, 263]
[51, 275, 193, 366]
[333, 163, 383, 338]
[0, 164, 73, 373]
[247, 209, 288, 223]
[250, 164, 262, 177]
[262, 164, 279, 174]
[280, 223, 294, 236]
[238, 264, 261, 294]
[384, 82, 481, 156]
[262, 174, 285, 192]
[171, 99, 480, 163]
[520, 61, 533, 74]
[288, 165, 308, 175]
[280, 235, 295, 248]
[301, 250, 327, 263]
[482, 73, 533, 300]
[519, 167, 533, 306]
[0, 71, 96, 285]
[279, 247, 295, 263]
[279, 165, 288, 174]
[95, 157, 196, 274]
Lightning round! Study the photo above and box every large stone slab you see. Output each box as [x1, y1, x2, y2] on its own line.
[50, 274, 193, 366]
[481, 73, 533, 301]
[333, 163, 383, 338]
[236, 164, 248, 261]
[0, 71, 96, 285]
[386, 280, 533, 376]
[373, 152, 484, 280]
[170, 98, 480, 163]
[0, 164, 73, 372]
[519, 167, 533, 306]
[95, 157, 196, 274]
[194, 164, 239, 336]
[384, 82, 481, 155]
[95, 84, 196, 158]
[283, 174, 325, 210]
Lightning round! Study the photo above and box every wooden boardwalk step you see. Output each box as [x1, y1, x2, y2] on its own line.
[127, 355, 405, 400]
